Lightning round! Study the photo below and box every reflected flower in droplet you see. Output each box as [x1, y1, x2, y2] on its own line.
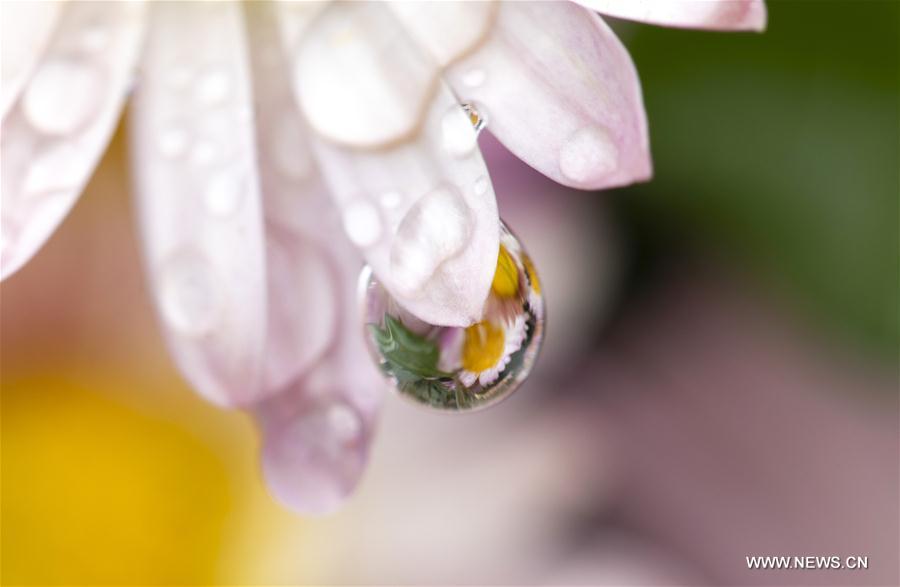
[362, 223, 545, 412]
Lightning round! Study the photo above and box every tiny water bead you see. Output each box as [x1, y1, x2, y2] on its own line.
[22, 57, 103, 135]
[361, 223, 544, 411]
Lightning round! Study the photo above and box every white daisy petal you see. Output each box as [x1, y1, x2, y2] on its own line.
[281, 2, 500, 328]
[441, 1, 652, 190]
[388, 0, 497, 68]
[255, 238, 383, 513]
[577, 0, 767, 32]
[308, 95, 500, 328]
[244, 3, 339, 393]
[460, 370, 478, 388]
[245, 2, 383, 514]
[129, 2, 267, 407]
[282, 1, 440, 148]
[0, 0, 64, 118]
[1, 1, 145, 280]
[255, 371, 378, 515]
[254, 222, 383, 514]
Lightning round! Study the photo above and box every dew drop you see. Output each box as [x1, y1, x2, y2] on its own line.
[158, 249, 220, 336]
[23, 143, 82, 196]
[473, 175, 490, 197]
[461, 102, 486, 134]
[389, 185, 474, 295]
[342, 199, 382, 247]
[0, 223, 11, 260]
[80, 25, 109, 53]
[440, 103, 483, 158]
[193, 68, 231, 105]
[362, 222, 545, 412]
[326, 402, 363, 445]
[262, 399, 366, 514]
[156, 126, 189, 158]
[190, 140, 217, 166]
[559, 126, 619, 184]
[379, 191, 402, 209]
[204, 171, 245, 217]
[461, 68, 486, 88]
[23, 58, 103, 135]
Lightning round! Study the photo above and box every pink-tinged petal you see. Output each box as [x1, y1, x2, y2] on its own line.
[129, 2, 267, 408]
[0, 0, 64, 118]
[254, 357, 381, 515]
[388, 1, 497, 67]
[285, 1, 440, 148]
[441, 2, 651, 191]
[1, 2, 145, 280]
[280, 2, 501, 328]
[253, 236, 382, 514]
[243, 3, 338, 393]
[577, 0, 767, 32]
[245, 2, 384, 514]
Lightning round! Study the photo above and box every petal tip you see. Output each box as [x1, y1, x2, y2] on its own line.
[258, 399, 369, 515]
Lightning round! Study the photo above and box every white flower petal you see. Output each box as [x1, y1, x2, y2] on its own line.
[0, 0, 64, 118]
[0, 2, 144, 280]
[578, 0, 767, 31]
[441, 2, 652, 190]
[129, 2, 267, 407]
[283, 1, 440, 148]
[245, 2, 384, 514]
[388, 0, 497, 67]
[253, 230, 383, 514]
[309, 96, 500, 328]
[243, 3, 338, 393]
[255, 377, 378, 515]
[281, 2, 500, 328]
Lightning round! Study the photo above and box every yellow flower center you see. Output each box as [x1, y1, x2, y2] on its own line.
[491, 245, 519, 298]
[462, 321, 506, 373]
[523, 254, 541, 295]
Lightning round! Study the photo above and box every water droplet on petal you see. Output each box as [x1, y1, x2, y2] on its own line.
[157, 126, 189, 158]
[559, 126, 619, 185]
[389, 185, 473, 295]
[440, 103, 484, 158]
[193, 68, 231, 105]
[262, 399, 366, 514]
[22, 143, 82, 196]
[0, 222, 11, 259]
[326, 402, 363, 445]
[379, 191, 402, 209]
[190, 140, 217, 166]
[473, 175, 490, 197]
[158, 249, 221, 336]
[80, 25, 110, 52]
[23, 58, 103, 135]
[462, 102, 487, 134]
[342, 199, 383, 247]
[204, 171, 245, 217]
[362, 222, 544, 411]
[462, 68, 486, 88]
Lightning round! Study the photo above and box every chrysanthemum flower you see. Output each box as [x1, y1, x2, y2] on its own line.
[0, 0, 765, 513]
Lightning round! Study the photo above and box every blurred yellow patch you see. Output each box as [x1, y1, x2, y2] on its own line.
[1, 372, 233, 584]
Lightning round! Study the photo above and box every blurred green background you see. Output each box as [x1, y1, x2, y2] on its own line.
[615, 0, 898, 358]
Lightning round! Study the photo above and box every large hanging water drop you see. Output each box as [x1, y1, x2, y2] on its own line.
[360, 223, 544, 412]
